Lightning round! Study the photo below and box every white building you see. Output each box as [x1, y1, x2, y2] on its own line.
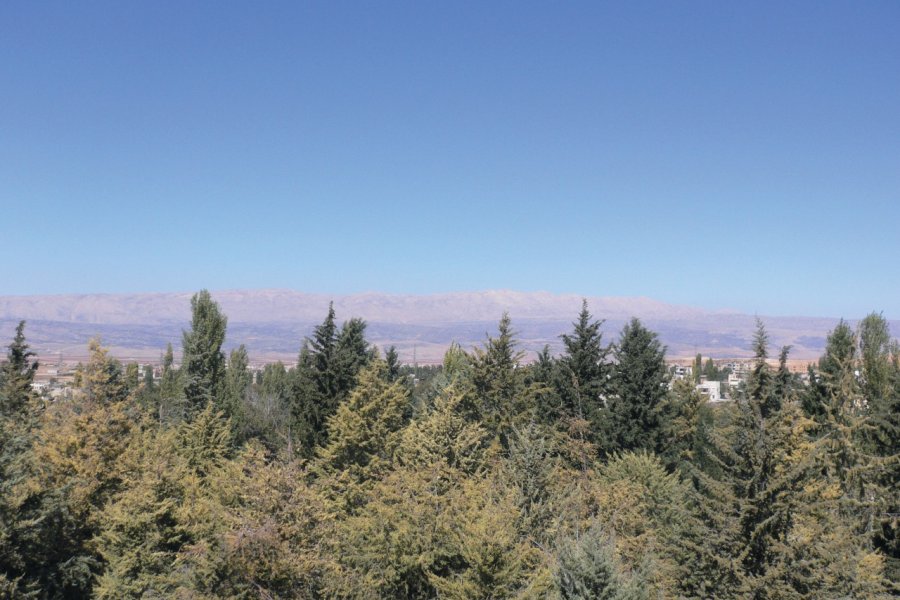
[697, 380, 723, 402]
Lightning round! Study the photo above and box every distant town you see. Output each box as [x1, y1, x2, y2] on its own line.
[31, 351, 813, 405]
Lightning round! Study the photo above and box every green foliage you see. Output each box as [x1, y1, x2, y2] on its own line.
[0, 321, 38, 417]
[223, 344, 251, 423]
[384, 345, 402, 382]
[550, 301, 610, 453]
[3, 295, 895, 598]
[316, 361, 410, 512]
[555, 523, 646, 600]
[157, 342, 183, 423]
[471, 313, 535, 445]
[290, 303, 373, 456]
[605, 318, 671, 456]
[181, 289, 228, 416]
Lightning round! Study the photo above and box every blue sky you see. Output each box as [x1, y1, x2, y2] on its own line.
[1, 1, 898, 318]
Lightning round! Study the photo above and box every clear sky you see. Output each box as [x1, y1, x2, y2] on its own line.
[1, 1, 898, 318]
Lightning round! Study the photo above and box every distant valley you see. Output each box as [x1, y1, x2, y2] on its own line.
[0, 290, 895, 364]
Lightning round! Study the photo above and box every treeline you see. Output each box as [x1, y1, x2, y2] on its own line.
[0, 291, 897, 598]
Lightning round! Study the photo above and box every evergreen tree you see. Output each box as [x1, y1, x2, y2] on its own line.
[223, 344, 251, 423]
[157, 342, 182, 423]
[2, 338, 135, 599]
[0, 322, 41, 598]
[605, 318, 670, 456]
[555, 522, 647, 600]
[703, 357, 718, 381]
[334, 317, 371, 392]
[858, 314, 900, 580]
[471, 313, 531, 445]
[290, 304, 372, 455]
[181, 290, 227, 416]
[384, 345, 401, 382]
[123, 362, 140, 396]
[0, 321, 38, 417]
[81, 337, 127, 405]
[317, 363, 409, 490]
[687, 321, 888, 598]
[554, 301, 610, 446]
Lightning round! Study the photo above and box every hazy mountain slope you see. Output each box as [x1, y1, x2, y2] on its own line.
[0, 290, 894, 363]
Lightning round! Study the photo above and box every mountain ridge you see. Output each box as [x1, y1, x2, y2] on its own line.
[0, 289, 894, 363]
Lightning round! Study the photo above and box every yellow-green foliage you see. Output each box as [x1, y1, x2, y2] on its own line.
[2, 307, 894, 599]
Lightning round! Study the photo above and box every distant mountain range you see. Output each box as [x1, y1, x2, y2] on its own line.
[0, 290, 895, 364]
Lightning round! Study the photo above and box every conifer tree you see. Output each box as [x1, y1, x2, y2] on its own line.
[385, 345, 401, 382]
[181, 289, 227, 416]
[471, 313, 533, 445]
[554, 301, 610, 444]
[2, 338, 135, 599]
[555, 522, 647, 600]
[157, 342, 182, 422]
[686, 321, 888, 598]
[123, 362, 140, 395]
[0, 322, 41, 598]
[858, 314, 900, 580]
[81, 337, 127, 405]
[291, 304, 372, 454]
[0, 321, 38, 417]
[223, 344, 251, 422]
[605, 318, 670, 456]
[316, 361, 410, 512]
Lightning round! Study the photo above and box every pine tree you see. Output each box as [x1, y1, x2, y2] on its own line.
[334, 317, 371, 393]
[327, 383, 490, 598]
[181, 290, 227, 417]
[426, 474, 547, 599]
[686, 321, 889, 598]
[605, 318, 670, 456]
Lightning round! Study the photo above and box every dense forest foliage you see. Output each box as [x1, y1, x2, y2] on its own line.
[1, 291, 897, 598]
